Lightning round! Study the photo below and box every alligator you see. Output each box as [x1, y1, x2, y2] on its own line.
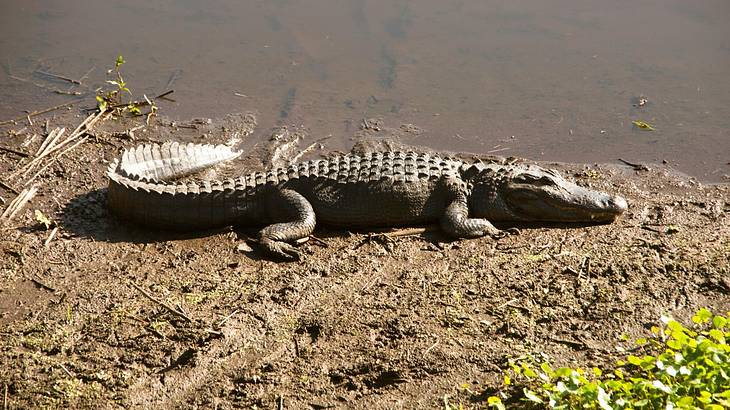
[107, 142, 628, 259]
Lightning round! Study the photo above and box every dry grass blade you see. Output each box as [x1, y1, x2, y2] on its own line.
[44, 226, 59, 248]
[25, 136, 89, 186]
[129, 281, 193, 323]
[35, 127, 66, 156]
[0, 186, 37, 225]
[19, 110, 105, 179]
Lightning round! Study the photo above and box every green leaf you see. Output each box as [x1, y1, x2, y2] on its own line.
[693, 308, 712, 324]
[668, 320, 684, 333]
[487, 396, 505, 410]
[34, 210, 53, 229]
[708, 328, 725, 343]
[128, 104, 142, 115]
[628, 355, 642, 366]
[698, 391, 712, 404]
[713, 315, 727, 329]
[555, 367, 573, 378]
[676, 396, 694, 406]
[115, 54, 126, 68]
[632, 120, 655, 131]
[540, 362, 554, 378]
[522, 363, 537, 378]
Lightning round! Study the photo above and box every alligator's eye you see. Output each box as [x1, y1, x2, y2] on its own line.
[513, 174, 555, 186]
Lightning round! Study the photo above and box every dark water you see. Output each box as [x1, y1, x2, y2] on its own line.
[1, 0, 729, 181]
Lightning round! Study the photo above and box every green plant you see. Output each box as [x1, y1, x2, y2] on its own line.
[95, 55, 156, 120]
[488, 309, 729, 409]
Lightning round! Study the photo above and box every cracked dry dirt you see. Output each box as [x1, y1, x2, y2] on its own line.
[0, 112, 728, 409]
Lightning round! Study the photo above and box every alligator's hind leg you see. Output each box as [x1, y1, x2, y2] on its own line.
[259, 189, 317, 260]
[439, 175, 501, 238]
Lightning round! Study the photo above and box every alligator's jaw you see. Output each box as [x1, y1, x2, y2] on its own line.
[502, 181, 628, 223]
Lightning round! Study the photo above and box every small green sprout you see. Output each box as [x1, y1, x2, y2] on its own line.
[96, 54, 157, 119]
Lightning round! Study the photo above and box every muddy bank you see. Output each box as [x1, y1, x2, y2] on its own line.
[0, 111, 728, 409]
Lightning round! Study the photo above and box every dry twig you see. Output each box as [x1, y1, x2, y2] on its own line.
[0, 145, 29, 158]
[0, 186, 37, 225]
[0, 180, 19, 195]
[129, 281, 193, 323]
[0, 101, 76, 126]
[34, 69, 82, 85]
[44, 226, 59, 248]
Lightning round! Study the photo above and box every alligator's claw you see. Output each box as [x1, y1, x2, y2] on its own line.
[260, 238, 302, 261]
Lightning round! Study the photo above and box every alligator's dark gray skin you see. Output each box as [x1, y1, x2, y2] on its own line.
[107, 142, 628, 259]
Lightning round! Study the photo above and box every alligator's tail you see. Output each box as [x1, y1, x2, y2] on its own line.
[107, 142, 250, 230]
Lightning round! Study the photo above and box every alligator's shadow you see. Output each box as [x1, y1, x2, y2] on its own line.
[63, 189, 612, 248]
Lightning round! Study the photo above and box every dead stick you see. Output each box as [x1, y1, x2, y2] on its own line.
[0, 145, 29, 158]
[129, 281, 193, 322]
[111, 90, 174, 108]
[0, 101, 76, 126]
[35, 69, 82, 85]
[36, 128, 66, 157]
[25, 136, 88, 186]
[44, 226, 58, 248]
[0, 180, 18, 195]
[216, 309, 239, 328]
[27, 110, 100, 170]
[20, 127, 69, 177]
[366, 225, 436, 237]
[0, 186, 37, 223]
[36, 127, 60, 156]
[385, 226, 433, 237]
[307, 235, 329, 247]
[58, 364, 74, 378]
[10, 73, 82, 98]
[618, 158, 649, 171]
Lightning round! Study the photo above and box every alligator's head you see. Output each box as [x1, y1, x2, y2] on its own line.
[467, 164, 628, 223]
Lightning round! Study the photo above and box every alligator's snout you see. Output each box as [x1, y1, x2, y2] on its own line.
[490, 168, 630, 223]
[604, 195, 628, 216]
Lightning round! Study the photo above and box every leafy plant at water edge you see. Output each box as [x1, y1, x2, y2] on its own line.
[95, 55, 156, 120]
[486, 309, 729, 409]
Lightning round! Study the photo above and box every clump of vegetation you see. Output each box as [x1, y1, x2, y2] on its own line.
[487, 308, 729, 409]
[95, 55, 159, 122]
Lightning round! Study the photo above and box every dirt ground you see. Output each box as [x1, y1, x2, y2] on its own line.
[0, 109, 728, 409]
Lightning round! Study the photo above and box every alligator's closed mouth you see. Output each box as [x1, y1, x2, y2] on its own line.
[503, 180, 628, 223]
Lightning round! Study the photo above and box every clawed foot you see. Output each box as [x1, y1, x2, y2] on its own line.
[489, 227, 521, 239]
[260, 238, 303, 261]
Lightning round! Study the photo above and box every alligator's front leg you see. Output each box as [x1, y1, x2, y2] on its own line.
[439, 175, 501, 238]
[259, 188, 316, 260]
